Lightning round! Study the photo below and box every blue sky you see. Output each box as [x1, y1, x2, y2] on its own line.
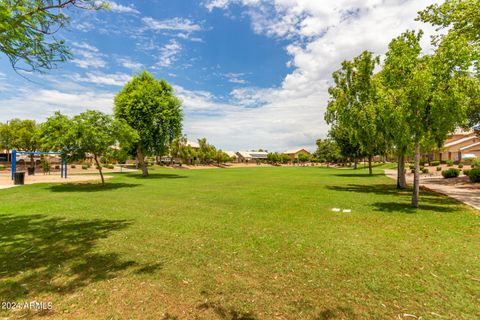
[0, 0, 440, 151]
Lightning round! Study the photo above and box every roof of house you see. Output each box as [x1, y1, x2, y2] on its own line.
[444, 135, 477, 148]
[460, 141, 480, 151]
[236, 151, 268, 159]
[284, 148, 311, 155]
[224, 151, 236, 157]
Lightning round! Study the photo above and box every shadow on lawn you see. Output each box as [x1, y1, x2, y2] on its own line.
[196, 301, 257, 320]
[332, 173, 384, 178]
[0, 214, 160, 301]
[315, 306, 357, 319]
[327, 184, 459, 213]
[47, 182, 140, 192]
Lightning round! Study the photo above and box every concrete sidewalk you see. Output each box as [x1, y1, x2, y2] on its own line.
[384, 170, 480, 211]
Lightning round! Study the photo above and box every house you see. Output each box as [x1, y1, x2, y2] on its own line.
[284, 148, 311, 160]
[427, 129, 480, 162]
[236, 151, 268, 163]
[187, 140, 200, 151]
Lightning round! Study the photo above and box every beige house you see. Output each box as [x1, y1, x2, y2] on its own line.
[236, 151, 268, 163]
[284, 148, 311, 160]
[429, 129, 479, 162]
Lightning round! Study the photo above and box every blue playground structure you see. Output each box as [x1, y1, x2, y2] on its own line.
[11, 149, 68, 180]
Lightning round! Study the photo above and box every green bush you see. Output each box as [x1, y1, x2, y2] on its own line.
[467, 168, 480, 183]
[82, 164, 89, 170]
[409, 164, 414, 170]
[420, 160, 426, 166]
[442, 168, 460, 179]
[0, 165, 5, 171]
[472, 159, 480, 168]
[458, 163, 464, 169]
[446, 160, 454, 167]
[436, 166, 442, 171]
[103, 164, 114, 169]
[420, 166, 425, 171]
[430, 160, 440, 166]
[463, 169, 471, 176]
[422, 168, 429, 174]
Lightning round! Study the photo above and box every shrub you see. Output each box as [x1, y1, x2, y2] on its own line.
[436, 166, 442, 171]
[458, 163, 464, 169]
[463, 169, 471, 176]
[409, 164, 414, 170]
[446, 160, 454, 167]
[71, 164, 76, 169]
[54, 165, 60, 170]
[82, 164, 89, 170]
[468, 168, 480, 183]
[0, 165, 5, 171]
[420, 166, 425, 171]
[430, 160, 440, 166]
[442, 168, 460, 179]
[422, 168, 429, 174]
[410, 169, 415, 174]
[472, 159, 480, 168]
[103, 164, 114, 169]
[420, 160, 426, 166]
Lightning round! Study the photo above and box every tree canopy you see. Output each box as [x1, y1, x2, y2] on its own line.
[114, 71, 183, 176]
[0, 0, 104, 73]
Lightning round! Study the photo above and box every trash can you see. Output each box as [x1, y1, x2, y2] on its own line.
[27, 167, 35, 176]
[14, 172, 25, 185]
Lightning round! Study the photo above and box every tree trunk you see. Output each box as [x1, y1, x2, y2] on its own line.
[411, 144, 420, 208]
[397, 153, 407, 189]
[353, 158, 358, 170]
[136, 144, 148, 177]
[368, 155, 373, 175]
[94, 155, 105, 185]
[30, 153, 34, 168]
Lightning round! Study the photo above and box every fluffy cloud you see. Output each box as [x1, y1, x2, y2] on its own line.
[155, 40, 182, 68]
[142, 17, 202, 32]
[195, 0, 440, 151]
[71, 42, 107, 69]
[97, 1, 140, 14]
[117, 57, 143, 71]
[72, 72, 132, 86]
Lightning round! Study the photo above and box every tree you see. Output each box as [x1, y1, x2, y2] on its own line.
[380, 30, 473, 207]
[114, 71, 183, 177]
[41, 110, 137, 185]
[325, 51, 386, 175]
[9, 119, 40, 169]
[280, 153, 291, 164]
[267, 152, 281, 165]
[197, 138, 216, 164]
[0, 0, 104, 73]
[315, 139, 340, 167]
[0, 122, 13, 160]
[298, 153, 310, 165]
[418, 0, 480, 129]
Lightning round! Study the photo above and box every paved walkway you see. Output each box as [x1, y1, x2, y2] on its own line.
[384, 170, 480, 211]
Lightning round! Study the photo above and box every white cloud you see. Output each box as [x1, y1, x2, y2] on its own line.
[142, 17, 202, 32]
[194, 0, 441, 151]
[155, 40, 182, 68]
[225, 73, 247, 84]
[71, 42, 107, 69]
[117, 57, 143, 71]
[96, 1, 140, 14]
[72, 72, 132, 86]
[0, 87, 114, 121]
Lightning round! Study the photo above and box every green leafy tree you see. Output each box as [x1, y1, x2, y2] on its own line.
[315, 139, 340, 167]
[197, 138, 216, 164]
[0, 0, 104, 73]
[280, 153, 291, 164]
[0, 121, 14, 160]
[41, 110, 137, 185]
[114, 71, 183, 176]
[325, 51, 385, 175]
[9, 119, 40, 168]
[267, 152, 281, 165]
[298, 153, 310, 165]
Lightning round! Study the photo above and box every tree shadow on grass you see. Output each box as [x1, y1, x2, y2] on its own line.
[47, 182, 140, 193]
[327, 184, 460, 213]
[0, 214, 160, 301]
[197, 301, 257, 320]
[332, 173, 384, 178]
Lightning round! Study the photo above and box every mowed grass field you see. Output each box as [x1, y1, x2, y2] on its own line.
[0, 166, 478, 319]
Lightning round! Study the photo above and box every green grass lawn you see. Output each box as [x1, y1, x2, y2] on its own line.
[0, 166, 478, 319]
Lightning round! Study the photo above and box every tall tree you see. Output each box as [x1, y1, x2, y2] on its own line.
[197, 137, 216, 164]
[315, 139, 340, 167]
[0, 0, 104, 73]
[0, 122, 13, 160]
[325, 51, 385, 175]
[114, 71, 183, 176]
[381, 30, 473, 207]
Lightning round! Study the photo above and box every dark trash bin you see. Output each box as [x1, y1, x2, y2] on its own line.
[27, 167, 35, 176]
[14, 172, 25, 185]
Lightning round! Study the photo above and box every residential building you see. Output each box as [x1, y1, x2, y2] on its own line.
[284, 148, 311, 160]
